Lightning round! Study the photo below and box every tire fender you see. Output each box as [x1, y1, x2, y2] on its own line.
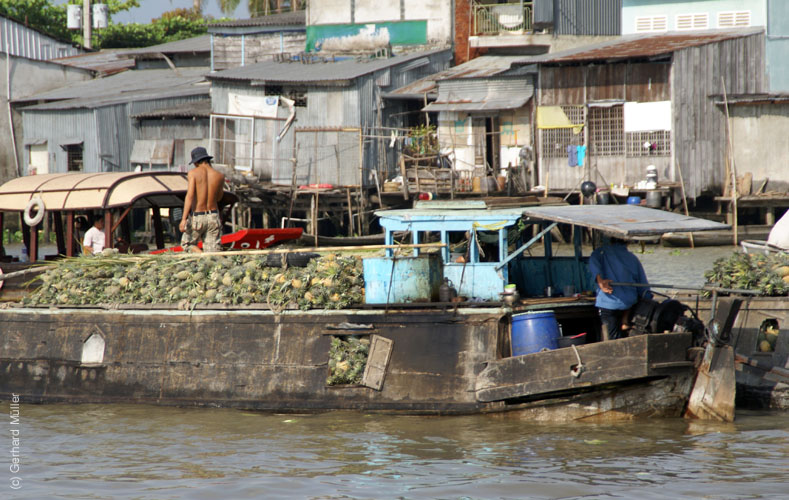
[23, 197, 45, 226]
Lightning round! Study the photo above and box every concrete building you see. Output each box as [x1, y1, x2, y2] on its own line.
[623, 0, 789, 92]
[208, 11, 307, 71]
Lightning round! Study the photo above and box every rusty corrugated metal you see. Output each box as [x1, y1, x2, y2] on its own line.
[519, 28, 764, 65]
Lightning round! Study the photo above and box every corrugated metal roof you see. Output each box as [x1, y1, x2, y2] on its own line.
[125, 35, 211, 56]
[53, 49, 136, 76]
[520, 205, 729, 236]
[208, 11, 306, 29]
[384, 55, 533, 99]
[423, 76, 534, 112]
[15, 68, 209, 110]
[131, 99, 212, 119]
[514, 28, 763, 65]
[208, 48, 451, 85]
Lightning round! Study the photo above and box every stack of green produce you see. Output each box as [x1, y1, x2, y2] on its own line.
[22, 253, 364, 309]
[704, 252, 789, 296]
[326, 336, 370, 385]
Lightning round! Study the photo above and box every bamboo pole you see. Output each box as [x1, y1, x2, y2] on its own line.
[721, 77, 738, 246]
[166, 242, 447, 259]
[675, 160, 695, 248]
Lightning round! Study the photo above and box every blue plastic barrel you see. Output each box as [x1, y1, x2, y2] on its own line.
[511, 311, 560, 356]
[627, 195, 641, 205]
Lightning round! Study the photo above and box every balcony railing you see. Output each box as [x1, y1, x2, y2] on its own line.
[473, 1, 533, 35]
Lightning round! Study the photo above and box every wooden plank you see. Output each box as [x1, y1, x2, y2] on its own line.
[475, 334, 692, 402]
[362, 335, 394, 391]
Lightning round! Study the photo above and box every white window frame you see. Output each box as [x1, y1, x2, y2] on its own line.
[635, 15, 668, 33]
[718, 11, 751, 28]
[676, 13, 709, 31]
[209, 114, 255, 172]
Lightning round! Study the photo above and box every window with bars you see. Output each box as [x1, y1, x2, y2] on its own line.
[588, 106, 624, 157]
[626, 131, 671, 156]
[540, 105, 585, 159]
[265, 85, 307, 107]
[66, 144, 83, 172]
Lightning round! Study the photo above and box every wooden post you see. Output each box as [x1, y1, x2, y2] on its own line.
[104, 211, 113, 250]
[54, 212, 66, 256]
[66, 212, 74, 257]
[346, 187, 354, 236]
[152, 206, 164, 250]
[676, 160, 694, 248]
[21, 217, 30, 261]
[0, 212, 4, 258]
[30, 223, 38, 262]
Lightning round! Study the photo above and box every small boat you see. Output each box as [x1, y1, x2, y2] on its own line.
[739, 239, 787, 255]
[151, 228, 303, 254]
[662, 225, 772, 247]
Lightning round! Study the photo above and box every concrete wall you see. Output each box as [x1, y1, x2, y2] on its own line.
[306, 0, 452, 51]
[729, 102, 789, 192]
[212, 32, 306, 70]
[622, 0, 767, 34]
[0, 55, 92, 184]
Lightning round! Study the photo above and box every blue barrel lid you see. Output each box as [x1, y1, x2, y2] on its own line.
[514, 310, 555, 319]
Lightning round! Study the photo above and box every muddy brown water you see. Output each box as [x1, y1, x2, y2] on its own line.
[3, 245, 789, 499]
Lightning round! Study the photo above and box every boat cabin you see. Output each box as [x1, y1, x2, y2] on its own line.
[0, 172, 237, 262]
[372, 201, 729, 303]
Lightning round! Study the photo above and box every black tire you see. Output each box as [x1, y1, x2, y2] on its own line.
[264, 252, 319, 268]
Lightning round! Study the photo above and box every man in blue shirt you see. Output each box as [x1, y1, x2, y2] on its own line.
[588, 237, 652, 340]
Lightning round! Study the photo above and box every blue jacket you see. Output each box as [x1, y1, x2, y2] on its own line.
[588, 244, 652, 310]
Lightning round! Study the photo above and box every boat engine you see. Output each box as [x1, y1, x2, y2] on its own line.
[630, 298, 703, 339]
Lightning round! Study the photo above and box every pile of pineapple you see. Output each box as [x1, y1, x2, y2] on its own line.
[23, 252, 364, 310]
[327, 336, 370, 385]
[704, 252, 789, 296]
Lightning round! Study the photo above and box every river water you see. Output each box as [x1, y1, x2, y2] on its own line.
[3, 244, 789, 499]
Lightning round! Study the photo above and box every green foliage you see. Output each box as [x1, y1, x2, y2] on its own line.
[97, 16, 208, 48]
[405, 124, 438, 156]
[0, 0, 70, 41]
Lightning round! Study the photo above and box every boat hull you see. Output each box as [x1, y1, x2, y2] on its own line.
[685, 296, 789, 409]
[0, 306, 697, 420]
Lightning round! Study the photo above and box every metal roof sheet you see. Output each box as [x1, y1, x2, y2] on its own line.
[520, 205, 729, 236]
[384, 55, 532, 99]
[208, 48, 450, 85]
[15, 68, 210, 110]
[125, 35, 211, 56]
[424, 96, 531, 112]
[53, 49, 135, 76]
[131, 99, 212, 119]
[513, 28, 763, 65]
[208, 11, 306, 29]
[0, 172, 188, 211]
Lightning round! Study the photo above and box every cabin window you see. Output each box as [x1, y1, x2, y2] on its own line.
[588, 106, 624, 157]
[66, 144, 84, 172]
[757, 319, 779, 353]
[476, 230, 501, 263]
[447, 231, 470, 262]
[539, 105, 585, 159]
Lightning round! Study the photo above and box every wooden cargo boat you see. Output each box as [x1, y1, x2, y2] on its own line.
[0, 193, 738, 420]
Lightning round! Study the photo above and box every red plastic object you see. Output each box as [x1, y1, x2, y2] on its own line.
[151, 228, 303, 254]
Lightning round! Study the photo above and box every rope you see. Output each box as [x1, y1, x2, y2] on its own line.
[570, 344, 585, 378]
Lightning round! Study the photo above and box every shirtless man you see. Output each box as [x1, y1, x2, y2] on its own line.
[179, 147, 225, 252]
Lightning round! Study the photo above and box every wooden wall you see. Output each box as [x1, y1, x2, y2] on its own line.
[213, 32, 307, 71]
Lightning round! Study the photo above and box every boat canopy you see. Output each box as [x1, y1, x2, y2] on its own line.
[0, 172, 190, 212]
[521, 205, 730, 237]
